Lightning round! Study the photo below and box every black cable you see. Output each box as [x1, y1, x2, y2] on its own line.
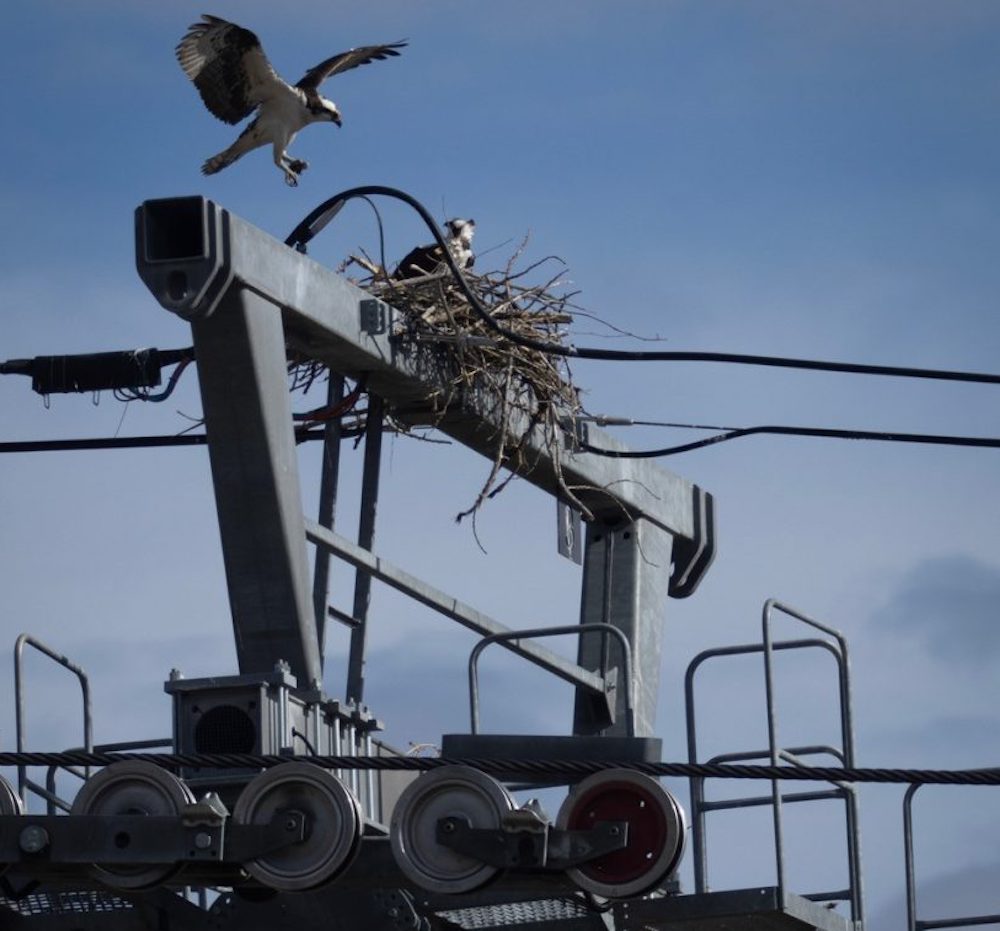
[0, 435, 212, 453]
[291, 728, 318, 756]
[0, 426, 363, 455]
[578, 423, 1000, 458]
[115, 356, 193, 403]
[4, 749, 1000, 787]
[285, 185, 1000, 386]
[360, 194, 388, 273]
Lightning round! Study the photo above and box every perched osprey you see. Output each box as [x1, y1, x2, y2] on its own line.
[176, 15, 405, 186]
[394, 219, 476, 280]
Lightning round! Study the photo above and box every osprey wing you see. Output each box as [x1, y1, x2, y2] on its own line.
[394, 243, 446, 280]
[176, 15, 287, 125]
[296, 42, 407, 91]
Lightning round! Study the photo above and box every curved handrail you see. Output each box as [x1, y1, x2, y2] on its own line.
[14, 633, 92, 806]
[469, 623, 634, 736]
[904, 784, 1000, 931]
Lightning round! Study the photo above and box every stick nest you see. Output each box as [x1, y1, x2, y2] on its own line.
[337, 242, 588, 526]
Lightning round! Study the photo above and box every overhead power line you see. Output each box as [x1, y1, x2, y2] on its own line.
[576, 420, 1000, 458]
[0, 428, 358, 456]
[286, 185, 1000, 386]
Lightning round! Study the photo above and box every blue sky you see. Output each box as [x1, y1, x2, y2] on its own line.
[2, 2, 1000, 926]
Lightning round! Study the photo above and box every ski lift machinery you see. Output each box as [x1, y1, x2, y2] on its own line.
[0, 195, 862, 931]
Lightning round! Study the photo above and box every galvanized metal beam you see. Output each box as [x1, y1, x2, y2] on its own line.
[345, 394, 385, 705]
[134, 196, 716, 724]
[134, 196, 714, 553]
[187, 286, 321, 686]
[573, 518, 674, 737]
[312, 373, 345, 653]
[304, 519, 611, 707]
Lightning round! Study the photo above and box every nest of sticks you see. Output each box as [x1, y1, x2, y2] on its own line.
[336, 242, 589, 525]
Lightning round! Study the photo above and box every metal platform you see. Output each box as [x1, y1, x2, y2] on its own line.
[0, 882, 855, 931]
[618, 888, 854, 931]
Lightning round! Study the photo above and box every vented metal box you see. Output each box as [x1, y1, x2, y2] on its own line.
[165, 665, 318, 805]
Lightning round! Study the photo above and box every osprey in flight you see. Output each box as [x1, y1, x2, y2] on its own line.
[394, 219, 476, 280]
[176, 15, 405, 186]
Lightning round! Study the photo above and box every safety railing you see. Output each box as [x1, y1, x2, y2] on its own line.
[467, 623, 634, 736]
[904, 784, 1000, 931]
[684, 600, 864, 925]
[14, 633, 93, 811]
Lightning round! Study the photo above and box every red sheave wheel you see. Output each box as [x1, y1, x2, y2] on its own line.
[556, 768, 686, 898]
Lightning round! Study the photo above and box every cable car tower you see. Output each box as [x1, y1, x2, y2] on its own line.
[0, 195, 862, 931]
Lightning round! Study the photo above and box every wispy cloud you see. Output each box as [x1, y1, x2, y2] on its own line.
[871, 554, 1000, 667]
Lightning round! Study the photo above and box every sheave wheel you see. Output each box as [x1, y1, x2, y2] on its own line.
[232, 762, 363, 891]
[556, 768, 686, 899]
[70, 761, 195, 890]
[390, 765, 515, 894]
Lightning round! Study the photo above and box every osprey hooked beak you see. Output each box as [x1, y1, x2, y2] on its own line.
[322, 102, 342, 126]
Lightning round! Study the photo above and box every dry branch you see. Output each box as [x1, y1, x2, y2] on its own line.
[334, 245, 589, 521]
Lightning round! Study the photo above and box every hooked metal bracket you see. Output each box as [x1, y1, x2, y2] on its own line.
[434, 814, 628, 871]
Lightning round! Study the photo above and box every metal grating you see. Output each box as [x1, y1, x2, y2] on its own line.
[435, 897, 597, 929]
[0, 890, 134, 916]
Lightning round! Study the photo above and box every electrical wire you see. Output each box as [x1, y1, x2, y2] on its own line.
[293, 376, 367, 422]
[577, 422, 1000, 458]
[115, 356, 193, 402]
[0, 426, 363, 455]
[291, 728, 318, 756]
[360, 194, 388, 273]
[285, 185, 1000, 386]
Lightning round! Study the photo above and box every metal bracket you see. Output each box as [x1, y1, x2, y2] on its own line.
[556, 500, 583, 565]
[669, 488, 716, 598]
[180, 792, 229, 858]
[435, 816, 628, 871]
[0, 811, 305, 866]
[225, 811, 307, 861]
[373, 888, 427, 930]
[360, 299, 390, 335]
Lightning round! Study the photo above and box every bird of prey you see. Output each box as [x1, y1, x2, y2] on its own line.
[394, 219, 476, 280]
[176, 15, 406, 186]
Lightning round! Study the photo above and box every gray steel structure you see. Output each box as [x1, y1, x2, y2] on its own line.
[133, 195, 715, 735]
[0, 196, 866, 931]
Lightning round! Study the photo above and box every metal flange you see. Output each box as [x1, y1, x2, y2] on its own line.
[0, 773, 24, 876]
[555, 768, 686, 899]
[70, 760, 195, 890]
[232, 762, 363, 891]
[390, 765, 515, 894]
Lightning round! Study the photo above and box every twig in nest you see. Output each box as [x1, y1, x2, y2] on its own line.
[340, 244, 587, 523]
[454, 358, 517, 524]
